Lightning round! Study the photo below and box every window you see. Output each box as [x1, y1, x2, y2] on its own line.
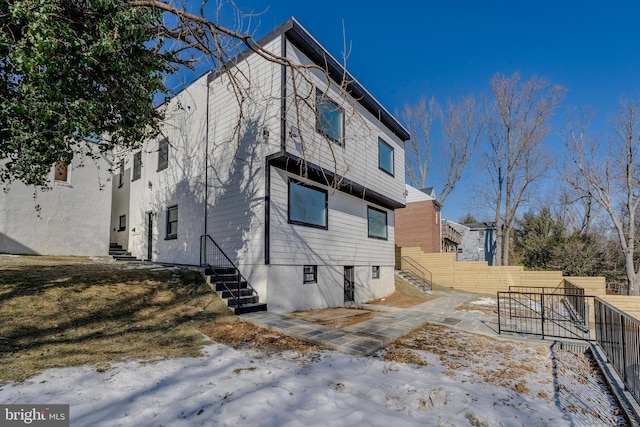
[303, 265, 317, 284]
[54, 160, 69, 183]
[166, 205, 178, 239]
[132, 152, 141, 181]
[118, 159, 125, 187]
[288, 180, 328, 229]
[378, 138, 394, 176]
[157, 139, 169, 171]
[316, 89, 343, 144]
[118, 215, 126, 232]
[367, 206, 388, 240]
[372, 265, 380, 279]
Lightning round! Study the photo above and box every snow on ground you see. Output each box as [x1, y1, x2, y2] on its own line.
[0, 337, 624, 427]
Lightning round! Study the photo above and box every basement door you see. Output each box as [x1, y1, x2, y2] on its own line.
[344, 266, 355, 303]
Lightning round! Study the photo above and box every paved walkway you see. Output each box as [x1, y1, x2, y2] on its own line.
[241, 289, 501, 356]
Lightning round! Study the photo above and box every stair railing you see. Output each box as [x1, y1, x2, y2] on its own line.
[200, 234, 258, 308]
[400, 256, 432, 291]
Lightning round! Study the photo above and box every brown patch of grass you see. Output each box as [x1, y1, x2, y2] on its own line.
[382, 323, 551, 396]
[368, 276, 436, 308]
[288, 308, 375, 328]
[455, 296, 497, 315]
[0, 256, 235, 383]
[199, 321, 324, 355]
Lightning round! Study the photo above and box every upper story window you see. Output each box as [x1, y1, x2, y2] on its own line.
[54, 160, 69, 183]
[288, 180, 328, 229]
[118, 159, 125, 187]
[367, 206, 388, 240]
[132, 152, 141, 181]
[316, 89, 344, 144]
[157, 138, 169, 171]
[378, 138, 394, 176]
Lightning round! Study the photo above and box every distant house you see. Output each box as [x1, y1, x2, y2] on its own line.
[395, 184, 461, 254]
[0, 151, 112, 256]
[448, 221, 497, 265]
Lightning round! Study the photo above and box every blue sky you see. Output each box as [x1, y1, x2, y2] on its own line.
[181, 0, 640, 221]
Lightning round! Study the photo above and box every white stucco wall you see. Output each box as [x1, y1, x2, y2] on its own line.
[0, 154, 112, 256]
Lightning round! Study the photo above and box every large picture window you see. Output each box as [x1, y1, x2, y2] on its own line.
[367, 206, 388, 240]
[316, 89, 344, 144]
[288, 180, 328, 229]
[378, 138, 394, 176]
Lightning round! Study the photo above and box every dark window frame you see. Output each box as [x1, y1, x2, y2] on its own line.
[157, 139, 169, 171]
[316, 88, 344, 145]
[367, 206, 388, 240]
[118, 159, 125, 187]
[288, 179, 329, 230]
[372, 265, 380, 279]
[378, 138, 394, 176]
[118, 215, 126, 232]
[303, 265, 317, 284]
[132, 152, 142, 181]
[165, 205, 178, 240]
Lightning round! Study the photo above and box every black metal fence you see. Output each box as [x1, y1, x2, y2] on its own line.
[400, 256, 432, 291]
[594, 299, 640, 405]
[497, 287, 591, 340]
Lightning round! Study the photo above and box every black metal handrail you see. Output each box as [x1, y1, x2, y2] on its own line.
[594, 298, 640, 405]
[400, 256, 432, 291]
[200, 234, 257, 308]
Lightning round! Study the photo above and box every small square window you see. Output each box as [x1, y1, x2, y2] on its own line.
[118, 215, 126, 232]
[157, 139, 169, 171]
[372, 266, 380, 279]
[316, 89, 344, 144]
[378, 138, 394, 176]
[132, 152, 141, 181]
[54, 160, 69, 183]
[166, 205, 178, 239]
[303, 265, 317, 284]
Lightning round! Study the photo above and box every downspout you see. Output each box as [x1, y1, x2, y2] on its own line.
[204, 75, 210, 237]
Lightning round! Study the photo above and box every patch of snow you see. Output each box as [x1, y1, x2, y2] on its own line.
[468, 297, 497, 306]
[0, 340, 622, 426]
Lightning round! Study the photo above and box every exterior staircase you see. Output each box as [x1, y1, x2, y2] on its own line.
[396, 256, 432, 293]
[204, 266, 267, 315]
[200, 235, 267, 315]
[109, 243, 140, 262]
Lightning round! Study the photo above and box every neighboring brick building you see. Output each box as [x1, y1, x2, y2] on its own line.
[395, 185, 443, 253]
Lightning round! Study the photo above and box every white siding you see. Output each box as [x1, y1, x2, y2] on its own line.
[205, 37, 282, 266]
[269, 167, 396, 267]
[283, 41, 405, 205]
[0, 154, 112, 256]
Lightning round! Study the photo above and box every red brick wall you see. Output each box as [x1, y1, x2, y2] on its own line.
[395, 200, 441, 253]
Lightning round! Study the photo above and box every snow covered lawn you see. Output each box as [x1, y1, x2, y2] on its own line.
[0, 329, 625, 426]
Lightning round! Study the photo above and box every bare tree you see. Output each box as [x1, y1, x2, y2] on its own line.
[403, 94, 481, 203]
[482, 71, 565, 266]
[562, 100, 640, 295]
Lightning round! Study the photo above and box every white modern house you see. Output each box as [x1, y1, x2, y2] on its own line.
[2, 19, 409, 314]
[112, 19, 409, 312]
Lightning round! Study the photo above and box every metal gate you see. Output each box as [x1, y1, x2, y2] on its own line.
[498, 286, 593, 340]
